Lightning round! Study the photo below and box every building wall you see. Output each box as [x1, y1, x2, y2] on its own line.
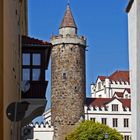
[51, 42, 86, 140]
[0, 0, 3, 139]
[91, 78, 130, 98]
[40, 99, 131, 140]
[85, 99, 131, 139]
[20, 0, 28, 35]
[128, 1, 140, 140]
[29, 123, 54, 140]
[2, 0, 28, 139]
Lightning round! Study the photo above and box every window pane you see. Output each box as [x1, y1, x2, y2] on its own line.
[32, 69, 40, 80]
[102, 118, 107, 125]
[33, 54, 41, 65]
[22, 69, 30, 80]
[23, 53, 30, 65]
[112, 104, 118, 111]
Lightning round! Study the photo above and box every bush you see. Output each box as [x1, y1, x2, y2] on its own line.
[65, 120, 123, 140]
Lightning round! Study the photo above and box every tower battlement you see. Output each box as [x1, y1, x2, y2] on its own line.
[51, 35, 86, 46]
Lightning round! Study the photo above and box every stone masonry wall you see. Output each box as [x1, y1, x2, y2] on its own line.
[51, 42, 86, 140]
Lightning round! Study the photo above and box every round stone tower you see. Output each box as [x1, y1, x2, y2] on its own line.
[51, 4, 86, 140]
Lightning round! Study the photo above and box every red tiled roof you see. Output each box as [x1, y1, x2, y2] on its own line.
[109, 70, 129, 83]
[86, 97, 131, 109]
[119, 99, 131, 108]
[22, 35, 51, 46]
[114, 92, 124, 98]
[98, 76, 106, 81]
[86, 98, 112, 107]
[97, 71, 129, 83]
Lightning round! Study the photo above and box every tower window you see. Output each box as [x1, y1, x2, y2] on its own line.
[62, 73, 67, 79]
[62, 44, 65, 48]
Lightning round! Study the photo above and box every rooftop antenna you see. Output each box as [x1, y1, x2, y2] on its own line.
[67, 0, 70, 5]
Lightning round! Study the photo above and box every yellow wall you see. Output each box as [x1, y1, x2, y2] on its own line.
[0, 0, 3, 139]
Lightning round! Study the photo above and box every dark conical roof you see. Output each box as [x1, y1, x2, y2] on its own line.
[59, 4, 77, 29]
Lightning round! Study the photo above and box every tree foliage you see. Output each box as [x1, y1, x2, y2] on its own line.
[65, 120, 123, 140]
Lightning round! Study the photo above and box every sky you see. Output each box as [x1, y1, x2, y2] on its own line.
[28, 0, 129, 112]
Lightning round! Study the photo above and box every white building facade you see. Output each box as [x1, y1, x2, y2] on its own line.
[91, 70, 130, 99]
[127, 0, 140, 140]
[30, 70, 132, 140]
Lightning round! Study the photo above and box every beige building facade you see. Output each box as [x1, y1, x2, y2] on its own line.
[0, 0, 28, 139]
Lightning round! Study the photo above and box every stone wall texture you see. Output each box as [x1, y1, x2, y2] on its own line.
[51, 39, 86, 140]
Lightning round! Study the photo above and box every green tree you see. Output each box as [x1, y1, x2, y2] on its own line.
[65, 121, 123, 140]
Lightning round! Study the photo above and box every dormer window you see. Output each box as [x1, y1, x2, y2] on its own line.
[112, 104, 118, 111]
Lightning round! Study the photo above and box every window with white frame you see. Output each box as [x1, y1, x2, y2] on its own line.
[101, 118, 107, 125]
[124, 118, 129, 127]
[124, 135, 130, 140]
[112, 104, 118, 111]
[113, 118, 118, 127]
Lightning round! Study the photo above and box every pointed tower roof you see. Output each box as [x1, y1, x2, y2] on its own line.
[60, 4, 77, 29]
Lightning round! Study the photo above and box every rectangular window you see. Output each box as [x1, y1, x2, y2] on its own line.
[101, 118, 107, 125]
[124, 118, 129, 127]
[33, 53, 41, 65]
[124, 135, 129, 140]
[23, 53, 30, 65]
[90, 118, 95, 122]
[32, 69, 41, 80]
[22, 69, 30, 80]
[98, 82, 101, 90]
[113, 118, 118, 127]
[112, 104, 118, 111]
